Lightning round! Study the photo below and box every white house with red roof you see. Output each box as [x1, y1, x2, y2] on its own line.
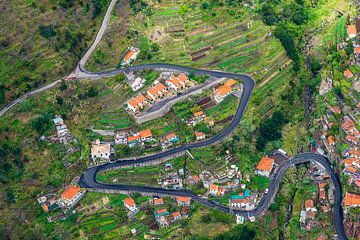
[209, 184, 226, 196]
[122, 47, 140, 65]
[176, 196, 191, 206]
[123, 197, 138, 212]
[255, 156, 275, 177]
[127, 94, 148, 112]
[147, 82, 168, 101]
[59, 185, 85, 208]
[165, 73, 190, 91]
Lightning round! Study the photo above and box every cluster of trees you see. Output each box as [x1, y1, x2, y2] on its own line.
[256, 111, 289, 150]
[259, 0, 315, 71]
[130, 0, 152, 16]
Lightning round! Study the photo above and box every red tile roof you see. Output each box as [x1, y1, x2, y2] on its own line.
[124, 197, 135, 207]
[176, 196, 190, 202]
[305, 199, 314, 209]
[256, 156, 274, 172]
[344, 192, 360, 206]
[139, 129, 152, 138]
[328, 136, 335, 145]
[344, 69, 354, 78]
[61, 186, 81, 200]
[153, 198, 164, 205]
[172, 211, 181, 219]
[347, 25, 357, 35]
[124, 48, 137, 61]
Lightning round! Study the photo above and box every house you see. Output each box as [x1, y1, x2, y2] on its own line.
[59, 185, 85, 208]
[255, 156, 275, 177]
[127, 135, 141, 147]
[153, 197, 164, 206]
[176, 196, 191, 206]
[344, 69, 354, 79]
[229, 190, 251, 209]
[328, 106, 341, 114]
[123, 197, 138, 212]
[165, 74, 190, 91]
[343, 166, 358, 175]
[115, 133, 128, 144]
[346, 134, 358, 145]
[166, 75, 184, 91]
[127, 94, 148, 112]
[209, 184, 225, 196]
[328, 136, 335, 146]
[305, 199, 316, 211]
[130, 77, 146, 91]
[165, 133, 179, 143]
[195, 131, 206, 141]
[160, 172, 183, 189]
[188, 111, 206, 126]
[122, 47, 140, 65]
[354, 46, 360, 56]
[171, 211, 182, 221]
[344, 192, 360, 207]
[349, 149, 360, 159]
[139, 129, 152, 142]
[187, 175, 200, 185]
[213, 79, 237, 103]
[91, 139, 111, 161]
[147, 82, 168, 101]
[347, 25, 357, 39]
[155, 208, 170, 217]
[343, 158, 356, 166]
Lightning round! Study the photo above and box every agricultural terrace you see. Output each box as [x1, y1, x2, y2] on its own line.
[85, 1, 294, 115]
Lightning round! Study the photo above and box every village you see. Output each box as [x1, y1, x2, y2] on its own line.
[316, 15, 360, 236]
[32, 15, 360, 237]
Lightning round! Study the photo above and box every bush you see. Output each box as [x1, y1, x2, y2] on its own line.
[38, 25, 57, 39]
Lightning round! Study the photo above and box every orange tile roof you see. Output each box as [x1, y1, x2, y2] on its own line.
[195, 131, 205, 137]
[148, 86, 160, 96]
[328, 136, 335, 145]
[128, 94, 147, 108]
[218, 186, 225, 193]
[355, 47, 360, 54]
[128, 98, 140, 108]
[194, 111, 204, 117]
[344, 69, 354, 78]
[61, 186, 81, 200]
[344, 192, 360, 206]
[153, 198, 164, 205]
[318, 182, 327, 189]
[347, 25, 357, 35]
[156, 208, 168, 215]
[172, 211, 181, 218]
[224, 79, 236, 87]
[344, 158, 356, 165]
[128, 135, 140, 143]
[319, 189, 326, 200]
[176, 196, 190, 202]
[215, 85, 231, 96]
[191, 175, 200, 182]
[343, 119, 355, 128]
[166, 133, 177, 140]
[124, 197, 135, 207]
[256, 156, 274, 172]
[305, 199, 314, 209]
[231, 198, 249, 204]
[177, 73, 189, 83]
[210, 184, 218, 191]
[135, 94, 147, 103]
[139, 129, 152, 138]
[42, 204, 49, 212]
[124, 48, 137, 61]
[167, 75, 182, 88]
[345, 166, 357, 174]
[349, 149, 360, 158]
[154, 83, 167, 92]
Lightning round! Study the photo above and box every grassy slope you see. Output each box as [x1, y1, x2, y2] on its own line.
[0, 0, 109, 107]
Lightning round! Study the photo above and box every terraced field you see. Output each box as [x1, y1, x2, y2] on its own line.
[86, 0, 293, 120]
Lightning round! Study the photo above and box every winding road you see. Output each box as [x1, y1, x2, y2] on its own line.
[0, 0, 348, 239]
